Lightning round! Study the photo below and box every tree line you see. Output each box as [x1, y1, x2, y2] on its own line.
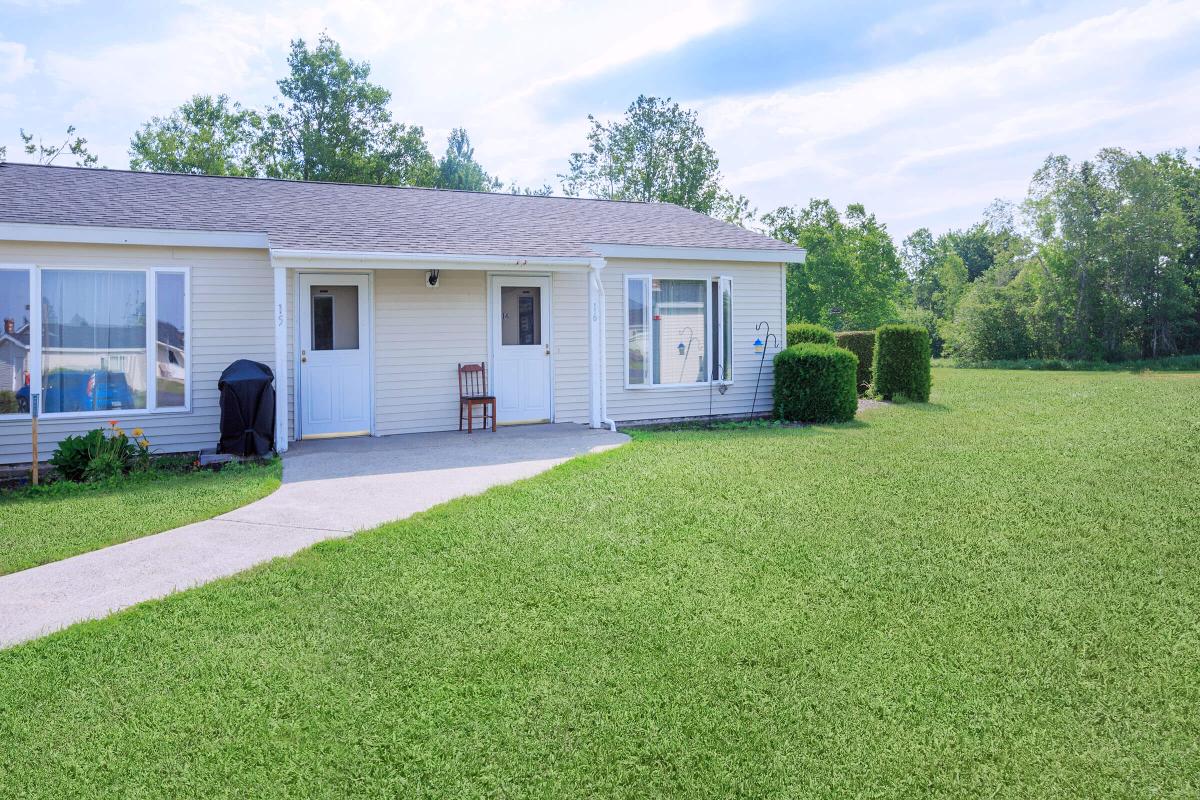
[5, 33, 1197, 362]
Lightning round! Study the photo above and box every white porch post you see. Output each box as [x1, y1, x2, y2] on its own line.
[273, 264, 289, 452]
[587, 257, 609, 429]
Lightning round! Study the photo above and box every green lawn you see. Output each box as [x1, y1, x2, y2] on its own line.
[0, 460, 281, 575]
[1, 369, 1198, 797]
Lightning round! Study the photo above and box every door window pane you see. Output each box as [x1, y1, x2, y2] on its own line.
[501, 286, 541, 345]
[42, 269, 147, 412]
[627, 277, 648, 385]
[155, 272, 187, 407]
[310, 285, 359, 351]
[652, 279, 707, 384]
[0, 269, 31, 413]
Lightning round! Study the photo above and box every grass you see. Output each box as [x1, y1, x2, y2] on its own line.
[0, 460, 281, 575]
[935, 353, 1200, 372]
[1, 368, 1198, 797]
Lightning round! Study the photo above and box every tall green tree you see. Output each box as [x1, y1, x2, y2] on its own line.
[561, 95, 750, 224]
[130, 95, 263, 176]
[435, 128, 501, 191]
[763, 199, 904, 330]
[260, 34, 436, 186]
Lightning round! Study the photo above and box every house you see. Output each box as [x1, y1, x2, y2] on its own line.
[0, 163, 805, 464]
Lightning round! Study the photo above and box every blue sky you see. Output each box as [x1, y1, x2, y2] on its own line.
[1, 0, 1197, 240]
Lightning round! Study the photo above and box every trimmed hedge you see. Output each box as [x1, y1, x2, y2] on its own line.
[873, 324, 932, 401]
[773, 344, 858, 423]
[835, 330, 875, 394]
[786, 322, 836, 347]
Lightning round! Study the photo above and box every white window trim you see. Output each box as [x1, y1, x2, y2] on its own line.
[623, 272, 735, 390]
[23, 264, 192, 420]
[0, 263, 35, 420]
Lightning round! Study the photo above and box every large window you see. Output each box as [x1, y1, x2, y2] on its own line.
[625, 274, 732, 387]
[0, 266, 188, 417]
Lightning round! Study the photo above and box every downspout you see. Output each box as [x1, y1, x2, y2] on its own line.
[588, 258, 617, 431]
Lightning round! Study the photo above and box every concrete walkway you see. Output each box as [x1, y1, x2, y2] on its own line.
[0, 424, 628, 649]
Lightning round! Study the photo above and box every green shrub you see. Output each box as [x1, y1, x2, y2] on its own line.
[49, 422, 143, 483]
[873, 324, 932, 401]
[835, 330, 875, 393]
[786, 322, 836, 347]
[773, 344, 858, 423]
[0, 390, 17, 414]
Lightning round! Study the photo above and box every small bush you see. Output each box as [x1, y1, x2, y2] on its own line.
[835, 331, 875, 393]
[873, 324, 932, 401]
[773, 344, 858, 423]
[786, 322, 836, 347]
[0, 390, 18, 414]
[49, 421, 151, 483]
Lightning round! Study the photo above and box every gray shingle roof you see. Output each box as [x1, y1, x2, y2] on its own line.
[0, 163, 803, 259]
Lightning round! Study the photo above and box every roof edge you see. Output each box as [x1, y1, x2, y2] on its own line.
[0, 222, 270, 249]
[269, 248, 592, 269]
[587, 243, 806, 263]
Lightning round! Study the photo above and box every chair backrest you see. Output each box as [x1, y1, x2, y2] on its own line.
[458, 362, 488, 398]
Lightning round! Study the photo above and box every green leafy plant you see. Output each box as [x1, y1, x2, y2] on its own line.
[786, 322, 836, 347]
[773, 343, 858, 423]
[873, 324, 932, 401]
[49, 421, 142, 483]
[835, 330, 876, 394]
[0, 390, 18, 414]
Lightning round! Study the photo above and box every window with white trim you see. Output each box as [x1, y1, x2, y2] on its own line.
[625, 274, 732, 387]
[0, 265, 189, 417]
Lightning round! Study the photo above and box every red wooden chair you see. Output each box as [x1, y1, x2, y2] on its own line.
[458, 362, 497, 432]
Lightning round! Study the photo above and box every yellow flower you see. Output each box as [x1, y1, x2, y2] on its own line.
[132, 428, 143, 437]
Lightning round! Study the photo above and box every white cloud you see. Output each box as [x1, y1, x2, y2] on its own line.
[698, 0, 1200, 237]
[0, 40, 33, 83]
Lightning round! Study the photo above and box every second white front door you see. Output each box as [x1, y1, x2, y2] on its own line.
[490, 276, 552, 424]
[299, 273, 372, 438]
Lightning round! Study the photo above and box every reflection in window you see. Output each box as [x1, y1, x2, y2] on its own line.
[500, 286, 541, 345]
[41, 270, 147, 412]
[155, 271, 186, 407]
[627, 277, 648, 385]
[310, 286, 359, 350]
[0, 269, 32, 414]
[652, 279, 707, 385]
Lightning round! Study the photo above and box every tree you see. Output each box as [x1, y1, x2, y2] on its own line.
[260, 34, 436, 186]
[435, 128, 501, 191]
[130, 95, 263, 176]
[762, 199, 905, 330]
[561, 95, 749, 223]
[18, 125, 99, 167]
[507, 182, 553, 197]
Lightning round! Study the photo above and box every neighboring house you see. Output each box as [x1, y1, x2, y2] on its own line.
[0, 164, 805, 464]
[0, 319, 29, 396]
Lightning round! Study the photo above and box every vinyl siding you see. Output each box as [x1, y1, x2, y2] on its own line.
[602, 258, 786, 423]
[551, 269, 590, 424]
[0, 241, 273, 465]
[371, 269, 489, 435]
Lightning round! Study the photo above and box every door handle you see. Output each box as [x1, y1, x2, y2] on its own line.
[301, 350, 307, 363]
[544, 344, 551, 356]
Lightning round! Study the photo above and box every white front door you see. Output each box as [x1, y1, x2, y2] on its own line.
[299, 273, 372, 438]
[490, 276, 552, 424]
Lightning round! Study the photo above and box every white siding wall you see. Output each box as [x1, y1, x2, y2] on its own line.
[551, 269, 590, 424]
[371, 269, 489, 435]
[0, 241, 273, 465]
[602, 258, 786, 423]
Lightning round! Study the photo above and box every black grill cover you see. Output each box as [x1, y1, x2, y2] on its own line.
[217, 360, 276, 456]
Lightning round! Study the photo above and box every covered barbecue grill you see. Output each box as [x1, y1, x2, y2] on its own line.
[217, 359, 276, 456]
